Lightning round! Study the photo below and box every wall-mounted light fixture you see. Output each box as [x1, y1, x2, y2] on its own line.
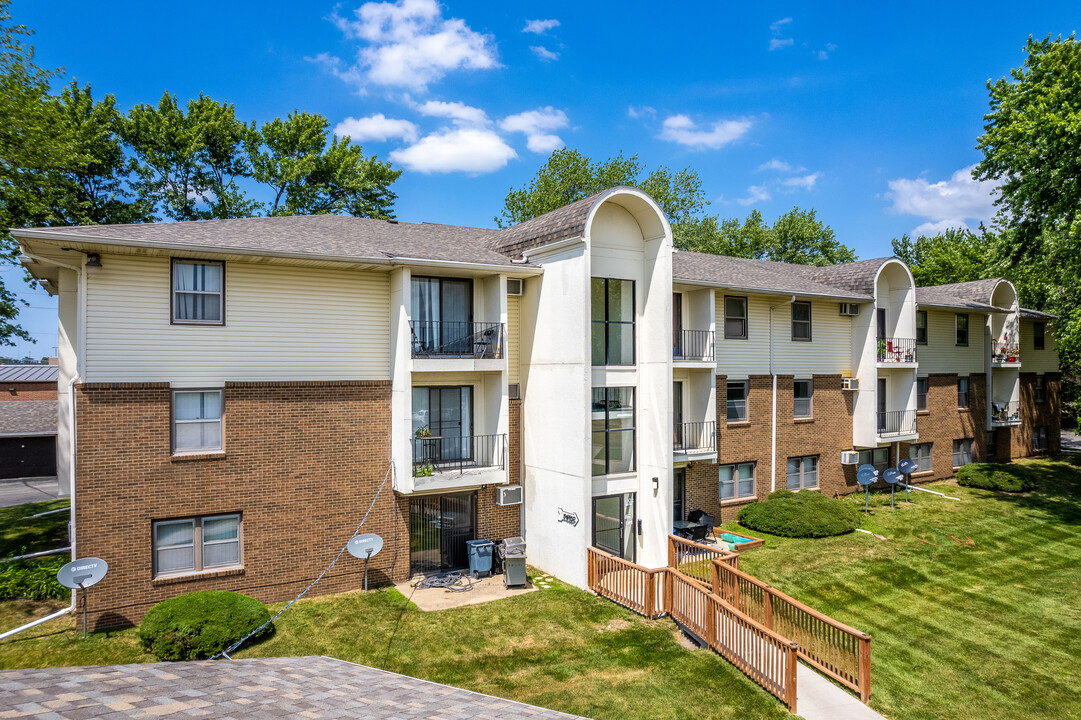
[652, 476, 659, 492]
[84, 253, 102, 275]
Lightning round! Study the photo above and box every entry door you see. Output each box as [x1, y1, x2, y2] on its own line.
[877, 308, 887, 340]
[673, 468, 686, 522]
[673, 381, 684, 448]
[409, 492, 477, 575]
[592, 493, 636, 561]
[673, 292, 683, 356]
[877, 378, 887, 432]
[413, 386, 473, 464]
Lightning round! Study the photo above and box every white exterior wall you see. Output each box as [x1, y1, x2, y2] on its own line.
[83, 254, 391, 382]
[916, 309, 987, 375]
[56, 267, 79, 498]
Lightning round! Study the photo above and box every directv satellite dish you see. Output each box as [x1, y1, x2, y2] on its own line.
[57, 557, 108, 589]
[348, 533, 384, 559]
[882, 468, 901, 485]
[856, 464, 878, 486]
[897, 458, 918, 475]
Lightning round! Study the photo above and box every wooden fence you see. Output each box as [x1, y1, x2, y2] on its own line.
[711, 558, 871, 702]
[587, 547, 666, 619]
[667, 534, 739, 585]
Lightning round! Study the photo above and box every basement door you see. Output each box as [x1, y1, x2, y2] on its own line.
[409, 491, 477, 575]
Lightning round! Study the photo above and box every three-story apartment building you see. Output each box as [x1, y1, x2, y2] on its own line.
[14, 187, 1060, 627]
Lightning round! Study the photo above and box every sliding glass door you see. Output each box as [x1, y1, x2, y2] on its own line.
[411, 277, 473, 355]
[413, 386, 473, 465]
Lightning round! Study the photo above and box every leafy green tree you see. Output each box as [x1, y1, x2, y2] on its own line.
[250, 111, 400, 217]
[891, 228, 993, 286]
[768, 207, 855, 266]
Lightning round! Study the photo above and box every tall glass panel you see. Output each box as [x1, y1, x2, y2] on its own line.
[591, 279, 606, 366]
[592, 495, 622, 556]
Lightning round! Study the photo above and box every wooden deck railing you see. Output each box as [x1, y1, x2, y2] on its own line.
[586, 547, 666, 618]
[667, 534, 739, 585]
[711, 558, 871, 702]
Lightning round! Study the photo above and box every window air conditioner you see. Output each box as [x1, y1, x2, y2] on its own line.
[839, 303, 860, 316]
[508, 383, 521, 400]
[495, 485, 523, 506]
[840, 451, 860, 465]
[507, 278, 523, 296]
[841, 378, 859, 391]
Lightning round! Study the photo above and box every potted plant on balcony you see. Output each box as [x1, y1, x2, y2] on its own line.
[414, 426, 434, 477]
[876, 339, 887, 360]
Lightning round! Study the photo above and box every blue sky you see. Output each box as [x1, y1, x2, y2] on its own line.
[4, 0, 1079, 358]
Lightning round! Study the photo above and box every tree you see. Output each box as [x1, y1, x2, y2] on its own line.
[250, 111, 400, 218]
[891, 228, 993, 286]
[768, 207, 856, 266]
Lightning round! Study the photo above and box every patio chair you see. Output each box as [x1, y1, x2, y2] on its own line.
[687, 523, 710, 542]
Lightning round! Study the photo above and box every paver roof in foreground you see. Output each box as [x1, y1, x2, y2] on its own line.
[0, 655, 588, 719]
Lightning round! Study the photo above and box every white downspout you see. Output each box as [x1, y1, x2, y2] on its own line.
[769, 296, 797, 492]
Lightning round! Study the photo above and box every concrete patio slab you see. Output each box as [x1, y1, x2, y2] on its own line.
[397, 572, 538, 611]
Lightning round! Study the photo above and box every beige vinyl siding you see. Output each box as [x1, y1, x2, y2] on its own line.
[507, 294, 521, 384]
[85, 254, 390, 382]
[1021, 318, 1059, 373]
[916, 308, 985, 374]
[716, 295, 852, 377]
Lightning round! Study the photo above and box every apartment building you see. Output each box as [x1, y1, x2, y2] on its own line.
[14, 187, 1060, 627]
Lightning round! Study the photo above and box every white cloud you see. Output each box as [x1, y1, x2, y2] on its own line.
[737, 185, 771, 206]
[500, 107, 569, 153]
[757, 158, 804, 173]
[334, 113, 419, 143]
[325, 0, 499, 91]
[769, 37, 794, 51]
[306, 52, 365, 88]
[627, 105, 656, 120]
[389, 128, 517, 173]
[770, 17, 793, 31]
[816, 42, 837, 60]
[887, 165, 999, 227]
[911, 219, 970, 237]
[782, 172, 821, 190]
[530, 45, 559, 61]
[659, 114, 753, 149]
[769, 17, 793, 51]
[415, 100, 490, 127]
[522, 19, 559, 34]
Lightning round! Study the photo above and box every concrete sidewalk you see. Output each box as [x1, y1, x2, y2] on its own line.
[797, 663, 888, 720]
[0, 476, 61, 507]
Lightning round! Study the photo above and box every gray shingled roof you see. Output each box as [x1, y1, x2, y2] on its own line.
[0, 400, 57, 436]
[1021, 307, 1056, 319]
[922, 279, 1005, 306]
[673, 251, 873, 299]
[16, 215, 524, 268]
[806, 258, 897, 296]
[0, 364, 58, 383]
[489, 190, 609, 259]
[915, 285, 1000, 311]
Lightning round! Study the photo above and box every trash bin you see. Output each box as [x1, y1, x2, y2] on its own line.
[466, 540, 494, 578]
[501, 536, 527, 588]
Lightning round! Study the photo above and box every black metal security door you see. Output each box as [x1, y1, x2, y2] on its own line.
[409, 491, 476, 575]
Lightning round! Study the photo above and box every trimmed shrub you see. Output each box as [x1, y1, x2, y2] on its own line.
[138, 591, 272, 661]
[0, 555, 67, 601]
[956, 463, 1036, 493]
[738, 490, 859, 538]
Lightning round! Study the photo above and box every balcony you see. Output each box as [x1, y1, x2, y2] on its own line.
[411, 321, 504, 359]
[674, 421, 717, 461]
[991, 343, 1021, 367]
[876, 410, 918, 439]
[674, 330, 715, 364]
[413, 433, 507, 477]
[990, 400, 1021, 426]
[876, 337, 917, 365]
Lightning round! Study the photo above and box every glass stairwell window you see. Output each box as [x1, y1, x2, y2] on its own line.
[592, 278, 635, 365]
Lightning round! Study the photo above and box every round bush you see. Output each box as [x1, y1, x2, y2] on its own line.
[956, 462, 1036, 492]
[138, 591, 272, 661]
[738, 489, 859, 538]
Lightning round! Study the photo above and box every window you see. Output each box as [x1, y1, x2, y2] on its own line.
[786, 456, 819, 490]
[173, 390, 223, 453]
[957, 377, 970, 409]
[1034, 322, 1045, 350]
[726, 381, 748, 422]
[591, 278, 635, 365]
[985, 431, 997, 460]
[153, 514, 240, 577]
[791, 302, 812, 341]
[411, 276, 474, 355]
[592, 387, 635, 476]
[955, 314, 969, 346]
[1033, 426, 1050, 452]
[793, 379, 813, 419]
[720, 462, 756, 501]
[724, 296, 748, 339]
[916, 377, 929, 412]
[859, 447, 890, 473]
[412, 386, 473, 469]
[1035, 374, 1046, 403]
[952, 439, 974, 467]
[909, 443, 932, 473]
[172, 260, 224, 324]
[916, 310, 928, 345]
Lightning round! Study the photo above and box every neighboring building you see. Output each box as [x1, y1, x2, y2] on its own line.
[13, 187, 1060, 627]
[0, 364, 59, 480]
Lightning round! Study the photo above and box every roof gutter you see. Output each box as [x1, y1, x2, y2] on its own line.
[673, 277, 869, 303]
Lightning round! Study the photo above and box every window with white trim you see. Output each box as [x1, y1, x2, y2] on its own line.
[909, 443, 932, 473]
[985, 431, 997, 460]
[1033, 322, 1045, 350]
[957, 377, 970, 409]
[153, 514, 241, 577]
[786, 455, 819, 490]
[1033, 426, 1049, 452]
[916, 310, 928, 345]
[793, 379, 813, 419]
[859, 447, 890, 473]
[720, 462, 756, 501]
[791, 302, 812, 341]
[173, 390, 223, 453]
[916, 376, 929, 411]
[173, 260, 224, 324]
[953, 438, 974, 467]
[724, 296, 748, 339]
[1035, 375, 1046, 403]
[955, 314, 969, 346]
[726, 381, 748, 422]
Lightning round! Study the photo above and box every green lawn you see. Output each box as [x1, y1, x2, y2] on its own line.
[730, 455, 1081, 720]
[0, 500, 69, 558]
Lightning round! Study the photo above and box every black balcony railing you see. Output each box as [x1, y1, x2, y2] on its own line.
[876, 337, 917, 363]
[413, 433, 506, 476]
[410, 321, 504, 359]
[674, 421, 716, 453]
[991, 343, 1021, 364]
[877, 410, 917, 437]
[674, 329, 715, 362]
[991, 400, 1021, 425]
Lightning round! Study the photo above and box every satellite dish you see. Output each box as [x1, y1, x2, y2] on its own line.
[57, 557, 108, 589]
[348, 533, 384, 559]
[883, 468, 901, 485]
[856, 464, 878, 486]
[897, 458, 918, 475]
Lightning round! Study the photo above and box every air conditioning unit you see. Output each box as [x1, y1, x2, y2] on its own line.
[508, 383, 521, 400]
[507, 278, 523, 296]
[839, 303, 860, 316]
[494, 484, 523, 506]
[840, 451, 860, 465]
[841, 378, 859, 391]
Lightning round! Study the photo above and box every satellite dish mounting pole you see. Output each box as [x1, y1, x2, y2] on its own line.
[78, 581, 87, 639]
[364, 548, 373, 592]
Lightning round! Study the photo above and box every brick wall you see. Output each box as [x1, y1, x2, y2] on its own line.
[1, 382, 57, 401]
[899, 373, 985, 481]
[1003, 372, 1062, 457]
[74, 382, 521, 629]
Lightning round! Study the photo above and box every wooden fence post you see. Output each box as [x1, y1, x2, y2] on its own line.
[667, 535, 676, 568]
[858, 634, 872, 703]
[785, 642, 799, 713]
[711, 559, 721, 595]
[763, 588, 774, 630]
[644, 569, 655, 618]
